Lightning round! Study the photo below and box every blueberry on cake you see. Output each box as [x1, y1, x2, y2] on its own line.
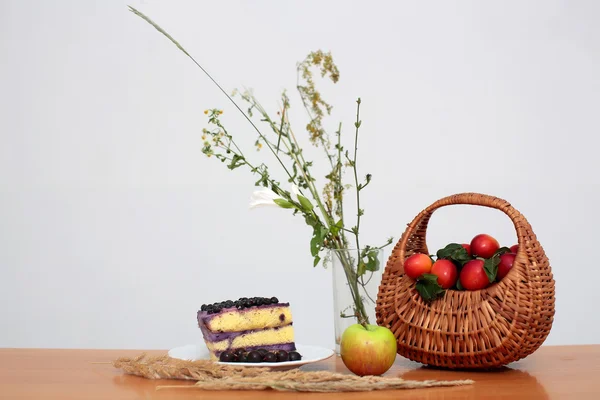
[197, 297, 301, 362]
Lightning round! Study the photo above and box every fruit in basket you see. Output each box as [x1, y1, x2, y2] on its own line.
[340, 323, 397, 376]
[510, 244, 519, 253]
[470, 234, 500, 259]
[459, 259, 490, 290]
[403, 253, 433, 279]
[412, 239, 515, 298]
[497, 253, 516, 280]
[430, 259, 458, 289]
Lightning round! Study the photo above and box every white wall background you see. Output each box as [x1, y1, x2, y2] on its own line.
[1, 0, 599, 350]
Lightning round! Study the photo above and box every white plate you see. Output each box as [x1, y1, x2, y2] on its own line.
[168, 343, 334, 370]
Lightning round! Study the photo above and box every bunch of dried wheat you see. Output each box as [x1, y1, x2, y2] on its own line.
[113, 353, 474, 392]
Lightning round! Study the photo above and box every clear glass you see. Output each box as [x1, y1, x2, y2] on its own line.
[330, 248, 384, 355]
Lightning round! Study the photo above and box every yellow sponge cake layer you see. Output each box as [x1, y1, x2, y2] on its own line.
[205, 325, 294, 358]
[231, 325, 293, 349]
[204, 305, 292, 332]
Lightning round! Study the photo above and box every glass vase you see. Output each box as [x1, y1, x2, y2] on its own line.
[330, 248, 384, 355]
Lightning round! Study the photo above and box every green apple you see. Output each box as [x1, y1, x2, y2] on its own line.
[340, 323, 397, 376]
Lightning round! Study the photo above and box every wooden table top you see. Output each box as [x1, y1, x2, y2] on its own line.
[0, 345, 598, 399]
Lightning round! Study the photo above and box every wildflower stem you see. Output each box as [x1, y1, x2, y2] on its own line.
[247, 93, 328, 225]
[242, 96, 297, 169]
[285, 121, 334, 227]
[128, 6, 295, 183]
[285, 117, 368, 327]
[352, 99, 363, 266]
[335, 122, 348, 247]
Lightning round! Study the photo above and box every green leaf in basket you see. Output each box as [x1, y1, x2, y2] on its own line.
[436, 243, 463, 259]
[455, 278, 465, 291]
[494, 246, 512, 257]
[415, 273, 445, 302]
[483, 254, 502, 283]
[452, 248, 473, 266]
[436, 243, 473, 267]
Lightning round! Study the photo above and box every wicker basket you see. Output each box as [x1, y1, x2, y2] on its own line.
[375, 193, 555, 369]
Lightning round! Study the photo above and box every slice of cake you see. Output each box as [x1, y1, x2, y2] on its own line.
[197, 296, 297, 361]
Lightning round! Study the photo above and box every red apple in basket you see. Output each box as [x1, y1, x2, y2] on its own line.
[403, 253, 433, 279]
[340, 324, 397, 376]
[430, 259, 458, 289]
[497, 253, 516, 281]
[460, 259, 490, 290]
[470, 234, 500, 259]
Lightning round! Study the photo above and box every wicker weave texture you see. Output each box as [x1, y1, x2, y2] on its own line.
[375, 193, 555, 369]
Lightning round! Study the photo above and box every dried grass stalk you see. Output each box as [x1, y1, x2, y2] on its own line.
[113, 353, 474, 392]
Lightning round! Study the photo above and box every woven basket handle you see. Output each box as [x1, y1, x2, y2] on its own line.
[387, 192, 537, 273]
